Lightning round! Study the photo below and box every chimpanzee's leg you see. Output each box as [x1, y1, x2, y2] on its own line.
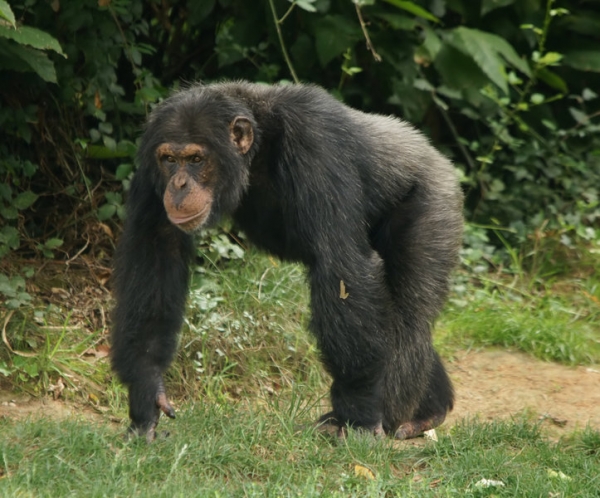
[309, 249, 393, 435]
[371, 186, 462, 438]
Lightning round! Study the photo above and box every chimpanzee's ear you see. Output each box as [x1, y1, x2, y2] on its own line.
[229, 116, 254, 155]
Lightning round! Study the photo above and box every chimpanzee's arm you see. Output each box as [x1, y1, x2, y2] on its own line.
[111, 170, 194, 440]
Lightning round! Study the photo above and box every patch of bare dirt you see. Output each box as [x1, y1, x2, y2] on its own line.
[1, 349, 598, 438]
[0, 392, 104, 422]
[447, 350, 600, 435]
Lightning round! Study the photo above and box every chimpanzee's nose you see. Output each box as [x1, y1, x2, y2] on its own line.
[173, 172, 187, 189]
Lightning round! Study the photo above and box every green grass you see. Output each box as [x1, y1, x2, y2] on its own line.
[1, 245, 600, 496]
[2, 246, 599, 405]
[441, 258, 600, 365]
[442, 298, 600, 364]
[167, 249, 325, 404]
[1, 408, 599, 497]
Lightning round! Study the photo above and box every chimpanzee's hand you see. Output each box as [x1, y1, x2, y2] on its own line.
[127, 374, 175, 442]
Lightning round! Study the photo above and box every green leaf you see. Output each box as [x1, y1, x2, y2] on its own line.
[130, 47, 142, 66]
[0, 183, 11, 201]
[582, 88, 598, 101]
[530, 93, 544, 105]
[434, 44, 491, 92]
[0, 226, 19, 250]
[105, 192, 122, 204]
[0, 42, 58, 82]
[474, 28, 531, 77]
[446, 27, 530, 94]
[563, 50, 600, 72]
[537, 52, 562, 66]
[97, 204, 116, 221]
[420, 25, 442, 60]
[0, 361, 13, 376]
[382, 0, 439, 23]
[187, 0, 216, 23]
[0, 25, 65, 56]
[102, 135, 117, 151]
[569, 107, 588, 125]
[537, 68, 568, 93]
[44, 238, 63, 250]
[431, 94, 448, 111]
[296, 0, 317, 12]
[116, 163, 134, 180]
[413, 78, 434, 91]
[0, 205, 18, 220]
[22, 160, 37, 177]
[89, 129, 101, 142]
[136, 86, 163, 104]
[481, 0, 515, 17]
[0, 0, 15, 26]
[0, 275, 15, 296]
[561, 12, 600, 36]
[508, 71, 523, 85]
[313, 15, 360, 66]
[446, 29, 507, 92]
[98, 121, 113, 135]
[87, 144, 134, 159]
[373, 13, 417, 31]
[19, 357, 38, 375]
[470, 28, 531, 76]
[13, 190, 38, 210]
[342, 66, 362, 75]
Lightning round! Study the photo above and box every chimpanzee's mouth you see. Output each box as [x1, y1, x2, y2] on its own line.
[168, 211, 204, 225]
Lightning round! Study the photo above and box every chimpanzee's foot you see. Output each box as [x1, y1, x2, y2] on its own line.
[127, 423, 171, 443]
[394, 413, 446, 440]
[314, 411, 384, 438]
[126, 420, 158, 443]
[314, 412, 343, 437]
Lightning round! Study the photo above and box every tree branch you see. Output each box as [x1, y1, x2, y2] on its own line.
[355, 3, 381, 62]
[268, 0, 300, 83]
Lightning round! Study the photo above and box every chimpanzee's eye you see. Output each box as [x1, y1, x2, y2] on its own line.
[192, 156, 202, 163]
[166, 156, 176, 163]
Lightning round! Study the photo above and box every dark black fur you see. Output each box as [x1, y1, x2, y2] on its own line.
[111, 81, 463, 436]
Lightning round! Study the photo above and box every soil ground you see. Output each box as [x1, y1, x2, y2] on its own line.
[1, 349, 599, 437]
[446, 350, 600, 436]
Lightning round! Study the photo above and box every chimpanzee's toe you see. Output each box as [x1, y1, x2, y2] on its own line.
[394, 413, 447, 440]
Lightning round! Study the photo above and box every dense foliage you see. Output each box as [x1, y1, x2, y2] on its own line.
[0, 0, 599, 269]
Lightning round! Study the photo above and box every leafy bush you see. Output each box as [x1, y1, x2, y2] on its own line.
[0, 0, 598, 270]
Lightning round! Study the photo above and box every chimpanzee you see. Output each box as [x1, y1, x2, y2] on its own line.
[110, 81, 463, 442]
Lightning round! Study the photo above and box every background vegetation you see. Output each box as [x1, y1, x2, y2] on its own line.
[1, 0, 599, 266]
[0, 0, 599, 495]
